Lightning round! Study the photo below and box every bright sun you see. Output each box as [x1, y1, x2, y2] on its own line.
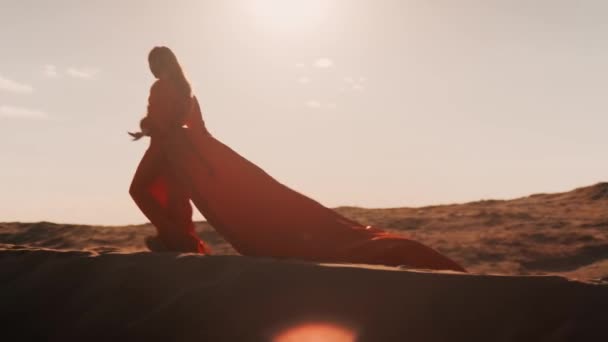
[248, 0, 330, 33]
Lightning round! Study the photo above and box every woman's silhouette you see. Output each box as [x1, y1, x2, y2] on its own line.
[129, 46, 465, 272]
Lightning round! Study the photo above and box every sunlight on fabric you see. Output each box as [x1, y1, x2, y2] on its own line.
[273, 322, 356, 342]
[247, 0, 330, 33]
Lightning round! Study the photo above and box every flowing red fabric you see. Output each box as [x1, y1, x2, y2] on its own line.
[131, 80, 465, 272]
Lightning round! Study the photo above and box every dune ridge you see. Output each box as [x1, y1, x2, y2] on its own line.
[2, 183, 608, 280]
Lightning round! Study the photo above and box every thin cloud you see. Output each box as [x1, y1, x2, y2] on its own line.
[343, 76, 366, 91]
[295, 62, 305, 68]
[313, 58, 333, 68]
[0, 105, 48, 119]
[44, 65, 59, 78]
[297, 76, 310, 84]
[305, 100, 321, 108]
[67, 67, 100, 80]
[0, 75, 34, 94]
[305, 100, 337, 109]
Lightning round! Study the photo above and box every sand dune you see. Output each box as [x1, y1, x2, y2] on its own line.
[1, 247, 607, 341]
[2, 183, 608, 340]
[2, 183, 608, 280]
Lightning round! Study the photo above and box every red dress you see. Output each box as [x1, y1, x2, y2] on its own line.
[131, 79, 465, 272]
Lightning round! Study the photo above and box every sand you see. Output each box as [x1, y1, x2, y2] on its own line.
[2, 183, 608, 340]
[1, 247, 607, 341]
[2, 182, 608, 279]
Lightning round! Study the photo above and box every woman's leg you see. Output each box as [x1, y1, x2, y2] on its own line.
[130, 146, 174, 248]
[130, 146, 208, 253]
[165, 168, 210, 254]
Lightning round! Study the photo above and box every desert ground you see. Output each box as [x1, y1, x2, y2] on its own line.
[2, 183, 608, 341]
[2, 182, 608, 281]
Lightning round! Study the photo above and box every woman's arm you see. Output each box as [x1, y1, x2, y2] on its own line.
[145, 80, 189, 137]
[129, 80, 190, 141]
[129, 81, 170, 141]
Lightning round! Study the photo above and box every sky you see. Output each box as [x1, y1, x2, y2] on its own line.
[1, 0, 608, 225]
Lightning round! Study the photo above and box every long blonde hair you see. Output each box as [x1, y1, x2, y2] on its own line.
[148, 46, 192, 98]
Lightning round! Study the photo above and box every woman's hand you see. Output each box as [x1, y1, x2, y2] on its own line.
[128, 127, 151, 141]
[128, 131, 144, 141]
[127, 130, 147, 141]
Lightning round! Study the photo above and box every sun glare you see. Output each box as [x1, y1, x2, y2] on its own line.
[248, 0, 330, 33]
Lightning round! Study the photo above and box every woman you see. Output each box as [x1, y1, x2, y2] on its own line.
[128, 47, 209, 254]
[129, 46, 465, 272]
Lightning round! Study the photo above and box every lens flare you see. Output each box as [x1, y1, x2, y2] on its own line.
[273, 322, 356, 342]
